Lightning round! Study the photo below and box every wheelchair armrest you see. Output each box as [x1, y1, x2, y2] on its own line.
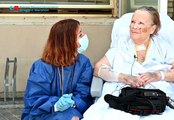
[90, 76, 104, 98]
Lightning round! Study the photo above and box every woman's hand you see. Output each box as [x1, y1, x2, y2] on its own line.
[119, 73, 139, 87]
[137, 72, 161, 85]
[71, 116, 79, 120]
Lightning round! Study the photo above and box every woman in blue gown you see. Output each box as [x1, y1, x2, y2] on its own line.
[21, 19, 93, 120]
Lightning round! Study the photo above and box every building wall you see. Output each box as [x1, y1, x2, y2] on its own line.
[1, 0, 173, 93]
[0, 15, 115, 92]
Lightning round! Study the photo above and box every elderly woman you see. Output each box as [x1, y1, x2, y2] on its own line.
[82, 6, 174, 120]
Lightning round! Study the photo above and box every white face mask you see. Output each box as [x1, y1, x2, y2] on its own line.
[78, 34, 89, 53]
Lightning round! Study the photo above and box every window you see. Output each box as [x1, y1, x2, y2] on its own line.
[118, 0, 167, 17]
[0, 0, 115, 16]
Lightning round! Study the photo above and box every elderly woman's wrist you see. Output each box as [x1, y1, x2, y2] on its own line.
[158, 71, 165, 80]
[118, 73, 124, 82]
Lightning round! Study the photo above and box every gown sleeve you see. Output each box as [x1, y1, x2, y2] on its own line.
[23, 60, 59, 116]
[105, 48, 117, 66]
[72, 56, 93, 114]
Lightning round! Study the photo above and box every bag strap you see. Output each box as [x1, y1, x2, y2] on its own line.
[167, 97, 174, 109]
[131, 96, 157, 114]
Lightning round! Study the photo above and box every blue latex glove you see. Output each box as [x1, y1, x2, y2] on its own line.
[54, 93, 75, 112]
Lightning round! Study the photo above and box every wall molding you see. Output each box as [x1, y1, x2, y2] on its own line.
[0, 14, 115, 25]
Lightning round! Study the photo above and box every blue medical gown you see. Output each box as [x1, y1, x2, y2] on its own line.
[21, 54, 93, 120]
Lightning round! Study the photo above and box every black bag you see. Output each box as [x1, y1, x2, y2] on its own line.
[104, 87, 169, 116]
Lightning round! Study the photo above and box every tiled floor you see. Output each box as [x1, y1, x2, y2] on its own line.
[0, 98, 24, 120]
[0, 108, 23, 120]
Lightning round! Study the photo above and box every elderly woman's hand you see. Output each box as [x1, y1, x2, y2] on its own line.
[137, 72, 161, 85]
[164, 69, 174, 82]
[119, 73, 139, 87]
[172, 62, 174, 69]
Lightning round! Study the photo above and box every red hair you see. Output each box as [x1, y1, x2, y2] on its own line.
[41, 19, 80, 67]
